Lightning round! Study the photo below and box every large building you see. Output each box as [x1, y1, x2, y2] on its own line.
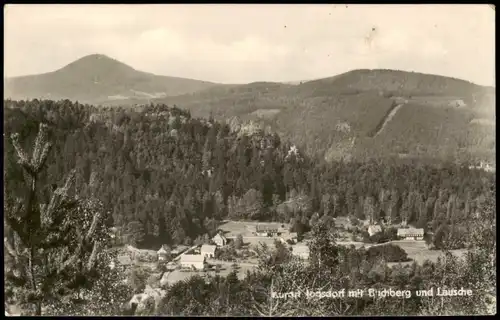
[212, 233, 228, 247]
[397, 228, 424, 240]
[292, 245, 310, 260]
[201, 244, 217, 258]
[180, 254, 206, 270]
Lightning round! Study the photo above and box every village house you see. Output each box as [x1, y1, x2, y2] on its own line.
[279, 232, 298, 244]
[157, 245, 170, 261]
[367, 225, 382, 237]
[212, 233, 228, 247]
[180, 254, 206, 271]
[292, 244, 310, 260]
[201, 244, 217, 258]
[255, 224, 280, 237]
[397, 227, 425, 240]
[469, 161, 495, 173]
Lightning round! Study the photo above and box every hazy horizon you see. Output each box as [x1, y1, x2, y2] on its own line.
[4, 4, 495, 87]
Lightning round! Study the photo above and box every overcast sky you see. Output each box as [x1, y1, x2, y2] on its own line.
[4, 4, 495, 86]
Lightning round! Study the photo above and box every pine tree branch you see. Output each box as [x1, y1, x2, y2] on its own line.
[4, 237, 19, 260]
[86, 211, 102, 242]
[10, 133, 34, 175]
[34, 142, 52, 174]
[57, 228, 85, 275]
[86, 241, 100, 271]
[31, 124, 50, 171]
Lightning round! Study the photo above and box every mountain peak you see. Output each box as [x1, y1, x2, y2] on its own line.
[69, 53, 122, 63]
[58, 54, 137, 75]
[4, 53, 219, 103]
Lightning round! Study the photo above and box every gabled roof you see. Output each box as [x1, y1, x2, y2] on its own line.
[201, 244, 216, 254]
[397, 228, 424, 236]
[213, 233, 227, 241]
[368, 225, 382, 233]
[281, 232, 298, 240]
[180, 254, 205, 263]
[292, 245, 310, 253]
[157, 245, 170, 255]
[256, 224, 279, 232]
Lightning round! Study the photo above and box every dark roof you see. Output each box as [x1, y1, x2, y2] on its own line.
[256, 225, 279, 232]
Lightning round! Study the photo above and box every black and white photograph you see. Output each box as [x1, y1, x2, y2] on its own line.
[3, 4, 496, 316]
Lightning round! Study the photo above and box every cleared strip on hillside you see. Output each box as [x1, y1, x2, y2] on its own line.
[368, 102, 403, 138]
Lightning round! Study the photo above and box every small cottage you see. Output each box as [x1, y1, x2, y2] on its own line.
[212, 233, 227, 247]
[292, 244, 310, 260]
[280, 232, 298, 244]
[201, 244, 217, 258]
[180, 254, 206, 271]
[157, 245, 170, 261]
[367, 225, 382, 237]
[397, 228, 424, 240]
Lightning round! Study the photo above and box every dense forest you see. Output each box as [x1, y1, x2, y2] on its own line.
[3, 99, 496, 316]
[4, 99, 495, 252]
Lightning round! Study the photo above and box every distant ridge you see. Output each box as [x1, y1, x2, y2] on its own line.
[3, 55, 495, 164]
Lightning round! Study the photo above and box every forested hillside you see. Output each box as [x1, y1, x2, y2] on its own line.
[151, 69, 495, 163]
[5, 54, 494, 164]
[4, 99, 495, 251]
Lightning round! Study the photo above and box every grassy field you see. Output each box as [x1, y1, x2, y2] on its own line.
[250, 108, 282, 119]
[218, 220, 289, 237]
[388, 240, 466, 265]
[335, 240, 467, 267]
[218, 220, 292, 247]
[160, 261, 257, 286]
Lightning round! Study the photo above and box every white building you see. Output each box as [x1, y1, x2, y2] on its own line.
[292, 245, 310, 260]
[397, 228, 425, 240]
[255, 224, 280, 237]
[201, 244, 217, 258]
[367, 225, 382, 237]
[157, 245, 170, 261]
[280, 232, 298, 244]
[469, 161, 495, 173]
[180, 254, 206, 271]
[212, 233, 227, 247]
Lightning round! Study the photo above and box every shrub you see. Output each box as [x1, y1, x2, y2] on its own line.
[366, 244, 409, 263]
